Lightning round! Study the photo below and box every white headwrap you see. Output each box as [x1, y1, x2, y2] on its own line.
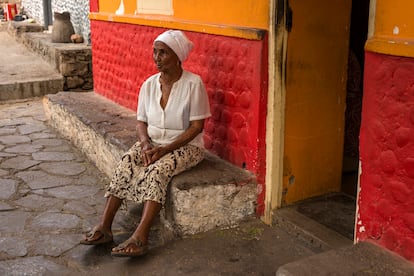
[154, 30, 194, 62]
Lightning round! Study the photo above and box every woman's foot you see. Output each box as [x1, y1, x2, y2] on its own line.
[80, 226, 113, 245]
[111, 237, 148, 257]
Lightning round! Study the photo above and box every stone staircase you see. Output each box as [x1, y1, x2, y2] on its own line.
[0, 21, 92, 101]
[13, 31, 93, 91]
[0, 24, 63, 100]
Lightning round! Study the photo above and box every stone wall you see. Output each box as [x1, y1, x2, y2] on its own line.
[21, 0, 90, 44]
[19, 32, 93, 91]
[21, 0, 44, 25]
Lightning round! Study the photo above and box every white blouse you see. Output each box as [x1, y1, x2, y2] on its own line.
[137, 70, 211, 148]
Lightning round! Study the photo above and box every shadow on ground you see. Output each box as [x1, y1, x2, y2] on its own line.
[295, 193, 356, 240]
[70, 217, 322, 276]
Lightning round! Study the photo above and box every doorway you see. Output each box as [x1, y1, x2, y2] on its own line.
[283, 0, 352, 205]
[342, 0, 370, 197]
[280, 0, 370, 239]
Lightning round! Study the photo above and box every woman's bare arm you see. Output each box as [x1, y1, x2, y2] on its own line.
[143, 119, 205, 165]
[136, 120, 150, 145]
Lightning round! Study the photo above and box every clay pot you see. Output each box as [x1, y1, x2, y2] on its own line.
[51, 12, 75, 43]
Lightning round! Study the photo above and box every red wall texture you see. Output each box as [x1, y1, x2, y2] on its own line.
[358, 51, 414, 261]
[90, 21, 268, 214]
[90, 0, 98, 12]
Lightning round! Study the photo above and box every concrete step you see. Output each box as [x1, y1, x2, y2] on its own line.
[276, 241, 414, 275]
[43, 91, 257, 237]
[0, 31, 64, 101]
[6, 20, 45, 40]
[3, 21, 92, 92]
[18, 31, 93, 91]
[274, 205, 414, 275]
[273, 207, 353, 251]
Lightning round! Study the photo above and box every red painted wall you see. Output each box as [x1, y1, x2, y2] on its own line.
[358, 51, 414, 261]
[90, 0, 98, 12]
[90, 21, 268, 214]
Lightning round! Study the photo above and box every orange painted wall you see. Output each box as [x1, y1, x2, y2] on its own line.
[366, 0, 414, 57]
[97, 0, 269, 30]
[375, 0, 414, 38]
[173, 0, 268, 29]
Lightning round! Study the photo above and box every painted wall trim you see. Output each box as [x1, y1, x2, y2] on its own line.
[263, 0, 286, 224]
[354, 160, 362, 244]
[366, 0, 414, 58]
[367, 0, 376, 39]
[365, 36, 414, 58]
[89, 12, 266, 40]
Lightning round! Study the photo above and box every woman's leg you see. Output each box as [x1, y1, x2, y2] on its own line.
[132, 200, 162, 244]
[83, 195, 122, 242]
[111, 200, 161, 254]
[111, 145, 203, 254]
[100, 195, 123, 231]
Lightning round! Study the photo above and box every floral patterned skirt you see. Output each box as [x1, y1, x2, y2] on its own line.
[105, 142, 204, 208]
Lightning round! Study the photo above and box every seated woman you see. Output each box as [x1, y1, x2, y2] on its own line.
[81, 30, 211, 257]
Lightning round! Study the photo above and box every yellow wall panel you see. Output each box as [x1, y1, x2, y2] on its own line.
[174, 0, 268, 29]
[98, 1, 122, 13]
[375, 0, 414, 38]
[97, 0, 269, 31]
[366, 0, 414, 58]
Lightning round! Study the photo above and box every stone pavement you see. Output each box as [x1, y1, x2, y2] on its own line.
[0, 98, 322, 275]
[0, 98, 105, 274]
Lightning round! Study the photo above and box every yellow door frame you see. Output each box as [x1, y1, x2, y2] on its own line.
[265, 0, 354, 222]
[263, 0, 288, 224]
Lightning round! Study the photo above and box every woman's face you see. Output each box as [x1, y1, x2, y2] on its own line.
[153, 41, 180, 72]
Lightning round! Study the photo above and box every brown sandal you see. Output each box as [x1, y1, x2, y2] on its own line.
[111, 237, 148, 257]
[80, 226, 113, 245]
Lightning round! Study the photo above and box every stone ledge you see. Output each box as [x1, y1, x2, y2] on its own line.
[43, 91, 257, 236]
[6, 21, 45, 39]
[20, 32, 93, 91]
[0, 79, 64, 101]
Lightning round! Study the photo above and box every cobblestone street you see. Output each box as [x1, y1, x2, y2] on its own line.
[0, 98, 110, 274]
[0, 99, 322, 275]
